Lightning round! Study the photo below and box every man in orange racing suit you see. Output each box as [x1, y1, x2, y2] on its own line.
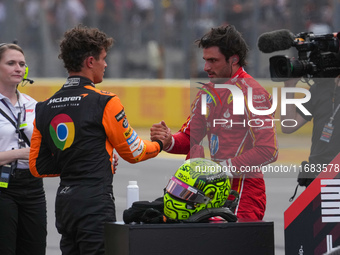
[151, 25, 278, 221]
[29, 25, 163, 255]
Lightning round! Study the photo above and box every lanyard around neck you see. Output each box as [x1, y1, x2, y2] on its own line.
[1, 98, 19, 122]
[0, 94, 26, 125]
[0, 98, 29, 148]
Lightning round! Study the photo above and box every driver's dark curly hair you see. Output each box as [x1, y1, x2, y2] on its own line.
[196, 25, 249, 67]
[58, 24, 114, 72]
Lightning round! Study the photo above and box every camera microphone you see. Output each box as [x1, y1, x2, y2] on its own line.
[21, 78, 34, 86]
[257, 29, 295, 53]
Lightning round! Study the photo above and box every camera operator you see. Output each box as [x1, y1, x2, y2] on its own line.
[280, 75, 340, 188]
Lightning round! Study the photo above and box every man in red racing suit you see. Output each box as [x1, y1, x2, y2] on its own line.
[151, 25, 278, 220]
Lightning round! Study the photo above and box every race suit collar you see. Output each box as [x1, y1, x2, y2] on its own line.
[63, 76, 95, 88]
[203, 67, 246, 88]
[232, 66, 245, 79]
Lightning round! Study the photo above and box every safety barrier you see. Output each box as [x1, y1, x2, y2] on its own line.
[18, 78, 312, 134]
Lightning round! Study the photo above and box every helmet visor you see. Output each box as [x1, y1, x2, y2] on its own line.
[165, 176, 211, 204]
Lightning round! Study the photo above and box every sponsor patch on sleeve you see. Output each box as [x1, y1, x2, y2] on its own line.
[135, 145, 147, 162]
[133, 141, 145, 158]
[122, 118, 129, 128]
[129, 137, 141, 152]
[115, 109, 126, 122]
[126, 130, 138, 145]
[124, 126, 133, 138]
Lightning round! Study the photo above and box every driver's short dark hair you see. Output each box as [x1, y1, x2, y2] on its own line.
[196, 25, 249, 66]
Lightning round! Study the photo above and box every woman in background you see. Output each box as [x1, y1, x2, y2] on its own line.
[0, 43, 46, 255]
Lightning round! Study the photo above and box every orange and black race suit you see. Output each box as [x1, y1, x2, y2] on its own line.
[29, 76, 161, 237]
[166, 67, 279, 220]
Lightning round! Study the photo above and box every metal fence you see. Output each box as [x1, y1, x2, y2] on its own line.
[1, 0, 339, 79]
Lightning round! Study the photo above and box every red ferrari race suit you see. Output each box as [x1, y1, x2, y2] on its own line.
[165, 67, 278, 220]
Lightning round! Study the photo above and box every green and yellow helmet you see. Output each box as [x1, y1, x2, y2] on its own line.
[164, 158, 232, 220]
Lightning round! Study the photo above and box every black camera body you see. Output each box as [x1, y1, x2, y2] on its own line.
[270, 32, 340, 81]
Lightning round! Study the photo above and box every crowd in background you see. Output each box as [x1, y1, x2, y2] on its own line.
[0, 0, 337, 78]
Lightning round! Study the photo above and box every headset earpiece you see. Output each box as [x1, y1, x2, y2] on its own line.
[21, 64, 34, 86]
[24, 64, 29, 80]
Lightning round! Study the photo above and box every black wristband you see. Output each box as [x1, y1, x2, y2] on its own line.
[155, 140, 163, 152]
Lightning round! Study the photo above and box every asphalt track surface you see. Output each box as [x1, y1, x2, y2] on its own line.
[43, 134, 309, 255]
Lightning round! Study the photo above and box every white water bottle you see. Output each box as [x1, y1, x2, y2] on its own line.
[126, 181, 139, 209]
